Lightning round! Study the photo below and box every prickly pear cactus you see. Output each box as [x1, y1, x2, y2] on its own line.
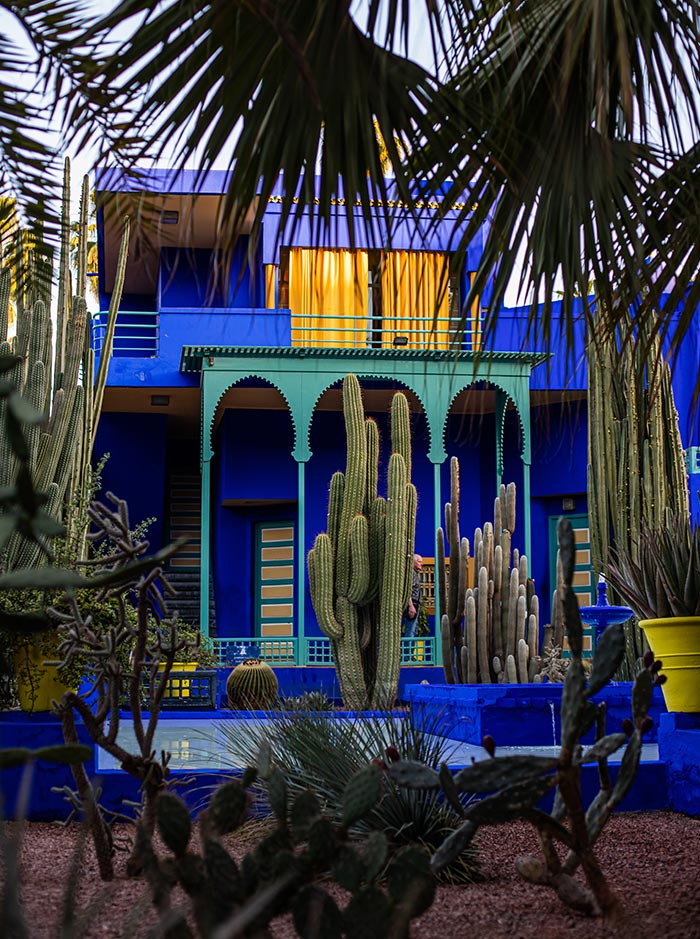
[144, 745, 435, 936]
[438, 458, 541, 684]
[307, 373, 416, 709]
[226, 657, 279, 709]
[391, 515, 664, 920]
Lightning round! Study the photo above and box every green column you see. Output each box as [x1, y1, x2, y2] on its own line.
[199, 456, 211, 638]
[523, 458, 532, 562]
[495, 388, 507, 490]
[433, 460, 443, 665]
[297, 459, 306, 665]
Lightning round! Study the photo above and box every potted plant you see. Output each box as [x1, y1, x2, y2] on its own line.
[605, 509, 700, 711]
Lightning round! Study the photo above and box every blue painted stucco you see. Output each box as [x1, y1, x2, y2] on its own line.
[159, 244, 264, 309]
[93, 412, 168, 550]
[89, 166, 700, 660]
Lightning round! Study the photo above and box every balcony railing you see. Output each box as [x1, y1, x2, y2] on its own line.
[291, 314, 479, 351]
[91, 308, 480, 359]
[91, 311, 160, 357]
[210, 635, 437, 668]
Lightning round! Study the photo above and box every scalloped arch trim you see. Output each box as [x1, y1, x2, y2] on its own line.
[441, 379, 527, 457]
[208, 374, 297, 452]
[304, 371, 431, 458]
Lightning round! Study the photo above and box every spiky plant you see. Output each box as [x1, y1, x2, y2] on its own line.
[308, 373, 416, 710]
[210, 704, 479, 883]
[438, 458, 541, 684]
[605, 509, 700, 620]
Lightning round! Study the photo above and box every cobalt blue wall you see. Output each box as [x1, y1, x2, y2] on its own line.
[158, 243, 264, 309]
[213, 408, 297, 638]
[93, 412, 168, 551]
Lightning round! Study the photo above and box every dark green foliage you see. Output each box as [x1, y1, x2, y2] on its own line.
[157, 793, 192, 857]
[146, 760, 435, 938]
[389, 515, 665, 920]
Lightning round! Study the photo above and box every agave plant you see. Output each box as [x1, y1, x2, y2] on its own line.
[208, 705, 479, 883]
[605, 509, 700, 620]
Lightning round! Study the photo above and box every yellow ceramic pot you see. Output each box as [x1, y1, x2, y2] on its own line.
[639, 616, 700, 712]
[14, 640, 74, 712]
[157, 661, 198, 698]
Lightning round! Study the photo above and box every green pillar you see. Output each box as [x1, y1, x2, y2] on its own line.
[495, 389, 507, 490]
[433, 460, 443, 665]
[523, 459, 532, 562]
[297, 459, 306, 664]
[199, 456, 211, 638]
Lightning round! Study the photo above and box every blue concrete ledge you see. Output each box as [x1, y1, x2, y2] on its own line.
[658, 712, 700, 815]
[406, 682, 668, 746]
[214, 665, 445, 705]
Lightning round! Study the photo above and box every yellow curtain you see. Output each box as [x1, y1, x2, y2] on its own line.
[381, 251, 450, 350]
[469, 271, 481, 351]
[264, 265, 277, 309]
[289, 248, 368, 348]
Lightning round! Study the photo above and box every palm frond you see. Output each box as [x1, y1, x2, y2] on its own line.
[61, 0, 463, 254]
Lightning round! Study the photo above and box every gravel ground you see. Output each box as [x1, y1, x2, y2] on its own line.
[3, 811, 700, 938]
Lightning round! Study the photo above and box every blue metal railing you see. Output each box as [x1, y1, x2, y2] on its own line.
[91, 311, 159, 357]
[209, 635, 437, 668]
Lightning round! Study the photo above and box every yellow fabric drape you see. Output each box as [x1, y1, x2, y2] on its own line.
[381, 251, 450, 350]
[469, 271, 481, 351]
[264, 265, 277, 309]
[289, 248, 368, 348]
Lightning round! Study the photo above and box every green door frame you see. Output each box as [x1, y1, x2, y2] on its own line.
[254, 520, 295, 640]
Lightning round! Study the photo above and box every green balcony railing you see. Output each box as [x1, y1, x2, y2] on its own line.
[210, 635, 437, 669]
[91, 311, 160, 357]
[290, 314, 479, 351]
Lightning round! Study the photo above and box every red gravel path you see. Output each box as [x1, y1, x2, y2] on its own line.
[4, 812, 700, 938]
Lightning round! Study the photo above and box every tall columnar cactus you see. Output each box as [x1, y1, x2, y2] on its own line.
[438, 457, 541, 684]
[587, 307, 689, 577]
[0, 158, 130, 571]
[308, 374, 416, 709]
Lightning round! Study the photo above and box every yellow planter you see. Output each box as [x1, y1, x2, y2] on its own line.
[639, 616, 700, 712]
[14, 642, 74, 712]
[157, 661, 198, 698]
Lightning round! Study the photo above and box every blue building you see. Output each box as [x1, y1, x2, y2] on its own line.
[93, 168, 697, 668]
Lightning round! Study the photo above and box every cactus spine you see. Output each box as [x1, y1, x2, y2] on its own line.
[0, 158, 130, 570]
[308, 374, 416, 709]
[438, 457, 541, 683]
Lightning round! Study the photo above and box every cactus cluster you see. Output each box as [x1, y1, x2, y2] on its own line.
[587, 311, 689, 577]
[439, 458, 541, 684]
[0, 159, 130, 572]
[308, 373, 416, 709]
[226, 657, 279, 709]
[146, 745, 435, 937]
[389, 516, 663, 919]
